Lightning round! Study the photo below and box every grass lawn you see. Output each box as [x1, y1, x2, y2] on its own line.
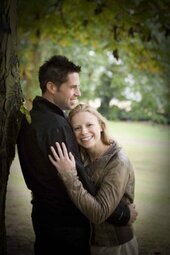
[6, 121, 170, 255]
[108, 121, 170, 255]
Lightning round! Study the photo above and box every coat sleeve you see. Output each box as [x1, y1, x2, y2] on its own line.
[57, 151, 134, 224]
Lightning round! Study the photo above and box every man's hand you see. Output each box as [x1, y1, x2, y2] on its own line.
[128, 203, 138, 224]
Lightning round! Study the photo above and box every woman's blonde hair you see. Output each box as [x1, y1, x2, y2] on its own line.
[68, 103, 113, 145]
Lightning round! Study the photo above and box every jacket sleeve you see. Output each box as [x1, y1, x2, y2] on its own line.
[107, 200, 130, 226]
[57, 152, 134, 224]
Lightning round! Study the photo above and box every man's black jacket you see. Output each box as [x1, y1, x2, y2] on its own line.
[17, 96, 130, 225]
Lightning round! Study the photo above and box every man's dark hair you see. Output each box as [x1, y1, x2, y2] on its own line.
[38, 55, 81, 93]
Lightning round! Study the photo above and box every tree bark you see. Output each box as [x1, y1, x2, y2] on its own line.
[0, 0, 22, 254]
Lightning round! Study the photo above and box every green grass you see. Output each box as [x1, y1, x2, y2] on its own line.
[108, 121, 170, 255]
[7, 121, 170, 255]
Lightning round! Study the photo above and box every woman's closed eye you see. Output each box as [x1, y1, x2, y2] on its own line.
[87, 123, 93, 127]
[73, 126, 81, 131]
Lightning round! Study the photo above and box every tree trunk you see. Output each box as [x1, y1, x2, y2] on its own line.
[0, 0, 22, 254]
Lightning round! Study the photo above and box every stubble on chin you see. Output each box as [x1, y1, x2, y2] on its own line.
[70, 101, 78, 109]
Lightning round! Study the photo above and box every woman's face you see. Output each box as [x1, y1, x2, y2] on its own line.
[71, 111, 103, 150]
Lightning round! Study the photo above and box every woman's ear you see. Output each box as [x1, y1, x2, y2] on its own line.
[46, 82, 57, 94]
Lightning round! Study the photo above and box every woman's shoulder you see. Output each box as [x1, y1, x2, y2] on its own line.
[108, 144, 132, 168]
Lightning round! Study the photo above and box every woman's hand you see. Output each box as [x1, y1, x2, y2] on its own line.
[48, 142, 76, 174]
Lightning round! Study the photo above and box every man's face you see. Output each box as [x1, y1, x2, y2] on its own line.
[53, 72, 81, 110]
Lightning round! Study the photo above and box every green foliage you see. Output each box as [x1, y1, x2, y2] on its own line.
[20, 105, 32, 124]
[17, 0, 170, 124]
[102, 103, 168, 124]
[18, 0, 170, 58]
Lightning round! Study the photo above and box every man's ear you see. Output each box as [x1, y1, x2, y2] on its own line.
[46, 82, 57, 94]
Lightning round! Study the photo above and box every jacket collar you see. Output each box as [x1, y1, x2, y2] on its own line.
[84, 143, 121, 167]
[33, 96, 65, 117]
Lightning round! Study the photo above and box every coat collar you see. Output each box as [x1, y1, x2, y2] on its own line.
[84, 142, 121, 167]
[33, 96, 65, 117]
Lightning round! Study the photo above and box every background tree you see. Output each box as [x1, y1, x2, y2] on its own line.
[0, 0, 22, 254]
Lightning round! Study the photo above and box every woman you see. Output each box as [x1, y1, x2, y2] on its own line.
[49, 104, 138, 255]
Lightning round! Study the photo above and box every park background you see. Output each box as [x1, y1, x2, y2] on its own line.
[1, 0, 170, 254]
[6, 121, 170, 255]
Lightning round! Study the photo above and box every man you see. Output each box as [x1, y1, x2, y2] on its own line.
[17, 55, 137, 255]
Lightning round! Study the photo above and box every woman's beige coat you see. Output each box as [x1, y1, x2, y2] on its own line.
[57, 143, 136, 246]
